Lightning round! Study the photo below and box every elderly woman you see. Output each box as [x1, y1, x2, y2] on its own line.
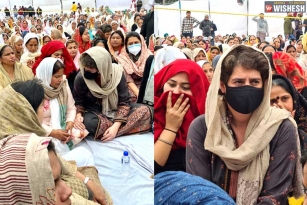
[154, 59, 209, 174]
[20, 33, 41, 68]
[9, 35, 23, 61]
[0, 44, 33, 90]
[0, 79, 111, 205]
[117, 31, 153, 102]
[186, 45, 303, 204]
[73, 47, 152, 141]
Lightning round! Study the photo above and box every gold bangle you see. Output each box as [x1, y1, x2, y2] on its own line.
[158, 137, 173, 146]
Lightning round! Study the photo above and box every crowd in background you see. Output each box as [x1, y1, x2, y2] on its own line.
[153, 9, 307, 205]
[0, 2, 155, 204]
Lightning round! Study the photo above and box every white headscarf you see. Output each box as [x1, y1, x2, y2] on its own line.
[196, 60, 207, 68]
[35, 57, 70, 156]
[192, 48, 208, 62]
[20, 33, 41, 64]
[43, 20, 52, 36]
[154, 46, 187, 74]
[22, 33, 40, 53]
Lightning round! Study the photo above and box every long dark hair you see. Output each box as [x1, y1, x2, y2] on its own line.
[11, 79, 44, 112]
[110, 30, 125, 46]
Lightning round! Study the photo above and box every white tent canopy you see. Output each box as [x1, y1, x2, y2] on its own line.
[0, 0, 151, 15]
[155, 0, 294, 39]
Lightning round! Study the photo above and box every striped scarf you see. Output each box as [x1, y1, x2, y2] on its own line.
[0, 134, 55, 204]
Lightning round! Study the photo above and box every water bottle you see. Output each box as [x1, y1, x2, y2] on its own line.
[121, 151, 130, 176]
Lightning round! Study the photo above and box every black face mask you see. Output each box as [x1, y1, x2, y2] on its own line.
[84, 70, 99, 80]
[225, 85, 264, 114]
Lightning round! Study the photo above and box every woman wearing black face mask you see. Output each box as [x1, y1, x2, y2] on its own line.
[186, 45, 303, 204]
[73, 47, 152, 142]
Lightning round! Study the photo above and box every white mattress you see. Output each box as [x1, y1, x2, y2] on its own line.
[76, 133, 154, 205]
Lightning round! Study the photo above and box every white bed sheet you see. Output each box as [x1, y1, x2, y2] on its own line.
[76, 133, 154, 205]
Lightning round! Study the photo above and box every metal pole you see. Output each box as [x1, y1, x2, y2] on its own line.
[246, 0, 249, 36]
[8, 0, 12, 16]
[179, 0, 181, 35]
[208, 0, 211, 19]
[60, 0, 63, 13]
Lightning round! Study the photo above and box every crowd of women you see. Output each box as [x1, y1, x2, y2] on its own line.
[0, 4, 154, 205]
[4, 2, 307, 204]
[153, 31, 307, 204]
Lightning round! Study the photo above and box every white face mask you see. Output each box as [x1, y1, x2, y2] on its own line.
[128, 43, 141, 56]
[215, 42, 221, 46]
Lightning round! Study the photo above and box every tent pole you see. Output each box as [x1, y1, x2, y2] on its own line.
[208, 0, 211, 18]
[247, 0, 249, 36]
[8, 0, 12, 15]
[60, 0, 63, 13]
[179, 0, 181, 36]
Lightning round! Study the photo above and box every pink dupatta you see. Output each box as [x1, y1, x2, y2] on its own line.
[117, 35, 152, 77]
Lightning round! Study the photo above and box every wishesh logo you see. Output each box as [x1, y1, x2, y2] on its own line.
[265, 4, 273, 12]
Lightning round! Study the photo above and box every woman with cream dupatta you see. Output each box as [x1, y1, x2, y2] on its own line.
[0, 44, 33, 90]
[20, 33, 41, 67]
[0, 80, 111, 205]
[73, 47, 152, 141]
[186, 45, 303, 204]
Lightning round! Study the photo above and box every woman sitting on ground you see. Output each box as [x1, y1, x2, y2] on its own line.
[36, 57, 89, 159]
[196, 60, 213, 83]
[10, 35, 24, 61]
[270, 74, 307, 152]
[0, 44, 33, 90]
[73, 47, 152, 141]
[32, 40, 78, 91]
[117, 31, 152, 102]
[192, 48, 208, 62]
[206, 46, 220, 64]
[154, 59, 209, 175]
[0, 79, 111, 204]
[272, 52, 307, 98]
[186, 45, 303, 204]
[20, 33, 41, 68]
[107, 30, 125, 63]
[66, 39, 81, 69]
[74, 26, 91, 54]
